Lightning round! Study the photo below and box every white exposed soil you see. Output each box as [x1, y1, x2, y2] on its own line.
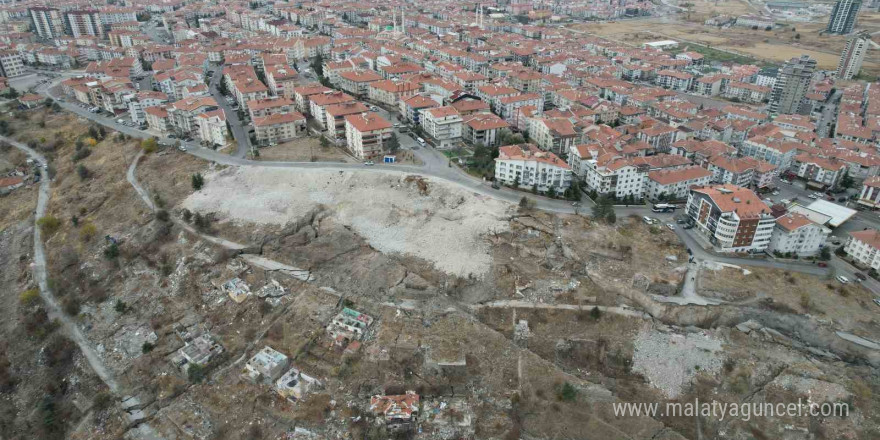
[632, 326, 724, 398]
[181, 167, 512, 277]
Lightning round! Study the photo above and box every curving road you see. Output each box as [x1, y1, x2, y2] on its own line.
[33, 75, 848, 281]
[3, 136, 163, 440]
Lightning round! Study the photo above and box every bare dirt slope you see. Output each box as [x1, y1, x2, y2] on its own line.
[181, 167, 512, 277]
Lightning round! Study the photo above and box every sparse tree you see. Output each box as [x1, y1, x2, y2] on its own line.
[386, 132, 400, 153]
[76, 164, 91, 180]
[191, 173, 204, 190]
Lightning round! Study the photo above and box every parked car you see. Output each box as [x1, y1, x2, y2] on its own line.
[666, 223, 676, 231]
[818, 262, 828, 268]
[771, 191, 780, 196]
[364, 160, 374, 166]
[855, 272, 867, 281]
[416, 137, 426, 146]
[837, 275, 850, 284]
[642, 216, 653, 225]
[178, 145, 187, 152]
[838, 197, 847, 202]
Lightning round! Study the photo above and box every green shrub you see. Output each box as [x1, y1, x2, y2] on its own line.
[37, 216, 61, 235]
[19, 289, 40, 306]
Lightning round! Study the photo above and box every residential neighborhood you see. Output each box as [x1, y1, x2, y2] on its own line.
[2, 0, 880, 439]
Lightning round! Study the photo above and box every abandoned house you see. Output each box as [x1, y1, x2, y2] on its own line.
[242, 346, 290, 384]
[275, 366, 322, 401]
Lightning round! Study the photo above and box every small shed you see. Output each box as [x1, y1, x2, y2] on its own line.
[383, 155, 396, 163]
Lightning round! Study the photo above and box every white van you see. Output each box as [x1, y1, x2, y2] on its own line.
[643, 216, 653, 225]
[416, 137, 426, 146]
[837, 275, 849, 284]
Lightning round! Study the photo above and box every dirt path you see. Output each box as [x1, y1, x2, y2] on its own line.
[2, 135, 164, 440]
[127, 150, 313, 277]
[470, 300, 652, 319]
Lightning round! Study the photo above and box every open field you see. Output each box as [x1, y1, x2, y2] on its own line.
[573, 17, 880, 74]
[255, 137, 355, 162]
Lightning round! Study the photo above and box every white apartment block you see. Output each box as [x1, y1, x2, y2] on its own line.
[845, 229, 880, 270]
[420, 106, 462, 149]
[645, 165, 713, 201]
[0, 50, 25, 78]
[196, 110, 227, 147]
[768, 213, 830, 257]
[495, 143, 572, 194]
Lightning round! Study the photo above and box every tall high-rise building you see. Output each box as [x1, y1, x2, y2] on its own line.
[837, 31, 871, 80]
[65, 10, 104, 38]
[28, 7, 65, 40]
[0, 50, 25, 78]
[769, 55, 816, 115]
[827, 0, 861, 35]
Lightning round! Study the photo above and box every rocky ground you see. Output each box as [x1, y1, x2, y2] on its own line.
[1, 107, 879, 439]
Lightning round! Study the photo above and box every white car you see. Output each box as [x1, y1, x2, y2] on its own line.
[666, 223, 676, 231]
[837, 275, 849, 284]
[178, 145, 187, 152]
[364, 160, 374, 166]
[808, 194, 819, 199]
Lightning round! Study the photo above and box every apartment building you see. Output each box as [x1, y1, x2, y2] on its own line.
[325, 101, 370, 140]
[265, 65, 298, 99]
[345, 112, 393, 160]
[399, 94, 440, 125]
[462, 113, 509, 147]
[857, 176, 880, 209]
[29, 7, 65, 40]
[337, 70, 383, 98]
[644, 165, 713, 201]
[738, 136, 799, 170]
[844, 229, 880, 270]
[578, 154, 691, 200]
[686, 184, 776, 253]
[293, 84, 332, 113]
[167, 96, 220, 138]
[65, 10, 104, 38]
[420, 106, 462, 149]
[195, 109, 227, 147]
[530, 117, 578, 157]
[494, 143, 572, 194]
[144, 106, 170, 134]
[654, 70, 694, 92]
[0, 51, 25, 78]
[768, 213, 830, 257]
[791, 154, 848, 189]
[247, 97, 295, 119]
[498, 93, 544, 124]
[125, 91, 169, 124]
[367, 80, 419, 107]
[723, 82, 771, 104]
[309, 91, 356, 127]
[253, 112, 307, 146]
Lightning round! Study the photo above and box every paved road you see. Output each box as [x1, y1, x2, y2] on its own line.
[674, 226, 830, 276]
[3, 136, 163, 440]
[36, 74, 854, 282]
[207, 65, 250, 158]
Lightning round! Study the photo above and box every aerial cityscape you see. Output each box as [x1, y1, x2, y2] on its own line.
[1, 0, 880, 438]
